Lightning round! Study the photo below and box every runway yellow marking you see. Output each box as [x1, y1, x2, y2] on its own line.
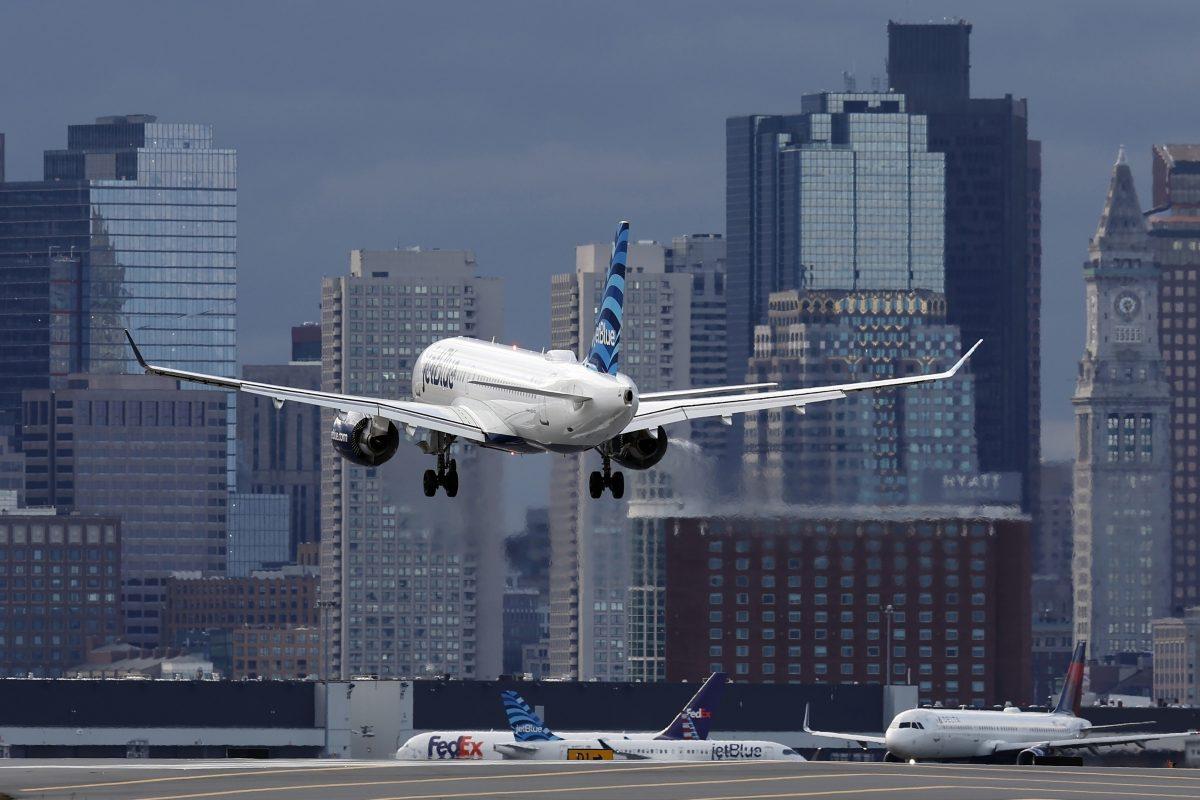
[125, 765, 874, 800]
[21, 763, 399, 793]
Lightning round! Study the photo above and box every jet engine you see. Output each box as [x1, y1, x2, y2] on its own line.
[330, 411, 400, 467]
[1015, 747, 1045, 766]
[600, 426, 668, 470]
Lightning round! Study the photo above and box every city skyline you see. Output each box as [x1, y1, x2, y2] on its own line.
[3, 3, 1199, 491]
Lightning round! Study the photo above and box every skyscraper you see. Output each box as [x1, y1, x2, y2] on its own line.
[1072, 151, 1172, 658]
[887, 22, 1041, 511]
[320, 248, 504, 679]
[548, 234, 725, 680]
[1146, 144, 1200, 609]
[0, 115, 237, 475]
[21, 373, 228, 648]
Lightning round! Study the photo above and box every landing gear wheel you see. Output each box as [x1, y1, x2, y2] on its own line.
[589, 471, 605, 499]
[444, 468, 459, 498]
[422, 469, 438, 497]
[609, 471, 625, 499]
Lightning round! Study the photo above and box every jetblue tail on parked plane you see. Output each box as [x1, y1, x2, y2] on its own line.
[1053, 640, 1086, 716]
[585, 220, 628, 375]
[500, 690, 562, 742]
[655, 672, 727, 740]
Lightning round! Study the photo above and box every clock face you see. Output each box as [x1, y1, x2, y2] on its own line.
[1114, 290, 1140, 321]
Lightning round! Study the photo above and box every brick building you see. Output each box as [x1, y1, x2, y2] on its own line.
[232, 626, 321, 680]
[0, 511, 121, 676]
[163, 567, 318, 639]
[661, 507, 1031, 708]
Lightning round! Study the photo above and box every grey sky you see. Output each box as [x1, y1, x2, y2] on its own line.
[4, 1, 1198, 519]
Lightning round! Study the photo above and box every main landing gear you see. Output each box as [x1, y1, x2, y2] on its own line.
[420, 432, 458, 497]
[589, 454, 624, 499]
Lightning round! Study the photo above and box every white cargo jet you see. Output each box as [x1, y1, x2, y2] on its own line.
[125, 221, 980, 498]
[396, 672, 728, 761]
[804, 641, 1196, 765]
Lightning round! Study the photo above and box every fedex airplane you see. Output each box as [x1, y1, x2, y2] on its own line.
[124, 221, 980, 498]
[396, 671, 727, 760]
[804, 641, 1196, 765]
[494, 689, 803, 761]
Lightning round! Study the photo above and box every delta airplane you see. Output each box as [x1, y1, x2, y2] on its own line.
[493, 690, 804, 762]
[804, 641, 1196, 765]
[124, 221, 981, 498]
[395, 671, 727, 761]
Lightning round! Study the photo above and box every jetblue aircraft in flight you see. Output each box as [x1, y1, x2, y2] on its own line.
[804, 642, 1196, 764]
[396, 672, 728, 760]
[125, 221, 980, 498]
[494, 689, 803, 761]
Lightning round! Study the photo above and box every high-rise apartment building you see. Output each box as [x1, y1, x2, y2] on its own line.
[236, 361, 321, 554]
[887, 22, 1040, 511]
[1072, 152, 1172, 658]
[21, 373, 228, 648]
[1147, 144, 1200, 609]
[0, 115, 237, 473]
[1151, 607, 1200, 706]
[661, 508, 1031, 707]
[226, 493, 291, 577]
[548, 235, 725, 680]
[0, 511, 121, 677]
[1033, 462, 1073, 609]
[321, 248, 503, 679]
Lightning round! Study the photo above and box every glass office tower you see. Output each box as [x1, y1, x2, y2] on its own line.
[0, 115, 237, 475]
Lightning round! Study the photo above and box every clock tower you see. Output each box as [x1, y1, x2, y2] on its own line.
[1073, 148, 1172, 658]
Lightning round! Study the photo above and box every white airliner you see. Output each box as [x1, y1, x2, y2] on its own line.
[491, 689, 804, 762]
[396, 672, 728, 761]
[124, 221, 980, 498]
[804, 641, 1196, 765]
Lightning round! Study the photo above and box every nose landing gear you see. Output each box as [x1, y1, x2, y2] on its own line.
[588, 454, 624, 499]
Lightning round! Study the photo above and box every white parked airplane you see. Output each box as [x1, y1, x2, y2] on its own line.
[804, 641, 1196, 765]
[124, 220, 980, 498]
[493, 689, 804, 762]
[396, 672, 728, 760]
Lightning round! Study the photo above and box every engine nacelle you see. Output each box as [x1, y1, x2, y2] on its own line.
[600, 426, 669, 471]
[330, 412, 400, 467]
[1016, 747, 1046, 766]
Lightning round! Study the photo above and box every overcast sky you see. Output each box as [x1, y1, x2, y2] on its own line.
[4, 1, 1198, 521]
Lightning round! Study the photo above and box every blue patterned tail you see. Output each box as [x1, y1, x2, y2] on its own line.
[500, 690, 561, 742]
[585, 220, 628, 375]
[655, 671, 727, 740]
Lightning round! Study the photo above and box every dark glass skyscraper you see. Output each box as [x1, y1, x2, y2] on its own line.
[887, 22, 1041, 510]
[0, 115, 237, 473]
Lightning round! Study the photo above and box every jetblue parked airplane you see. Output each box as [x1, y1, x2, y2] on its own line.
[494, 690, 803, 761]
[804, 641, 1196, 765]
[125, 221, 980, 498]
[396, 672, 727, 760]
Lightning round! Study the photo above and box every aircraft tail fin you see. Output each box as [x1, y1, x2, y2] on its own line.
[1053, 640, 1087, 716]
[655, 672, 727, 740]
[500, 690, 562, 742]
[585, 220, 628, 375]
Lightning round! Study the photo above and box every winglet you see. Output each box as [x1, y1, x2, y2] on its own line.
[948, 339, 983, 376]
[124, 329, 149, 371]
[802, 703, 812, 733]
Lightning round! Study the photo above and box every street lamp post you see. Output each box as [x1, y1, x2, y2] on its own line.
[883, 604, 895, 685]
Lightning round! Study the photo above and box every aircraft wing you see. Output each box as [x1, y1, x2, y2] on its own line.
[494, 742, 541, 758]
[991, 730, 1198, 755]
[597, 739, 648, 760]
[124, 331, 489, 442]
[623, 340, 981, 434]
[802, 704, 886, 750]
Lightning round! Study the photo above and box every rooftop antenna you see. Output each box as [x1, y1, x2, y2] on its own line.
[842, 70, 857, 92]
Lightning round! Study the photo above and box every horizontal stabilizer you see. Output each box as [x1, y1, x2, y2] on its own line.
[469, 379, 591, 402]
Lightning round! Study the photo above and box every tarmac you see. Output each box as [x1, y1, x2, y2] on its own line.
[2, 758, 1200, 800]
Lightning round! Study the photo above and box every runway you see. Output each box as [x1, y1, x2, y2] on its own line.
[3, 759, 1200, 800]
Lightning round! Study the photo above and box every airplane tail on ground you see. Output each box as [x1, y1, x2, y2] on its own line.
[500, 690, 562, 742]
[1053, 640, 1087, 716]
[585, 220, 628, 375]
[655, 672, 728, 740]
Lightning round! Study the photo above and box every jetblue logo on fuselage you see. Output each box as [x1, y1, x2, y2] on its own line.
[427, 734, 483, 759]
[593, 321, 617, 348]
[422, 351, 461, 392]
[711, 743, 763, 760]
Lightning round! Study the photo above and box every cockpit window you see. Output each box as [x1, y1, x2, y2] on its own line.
[898, 722, 911, 728]
[782, 748, 798, 755]
[914, 722, 924, 730]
